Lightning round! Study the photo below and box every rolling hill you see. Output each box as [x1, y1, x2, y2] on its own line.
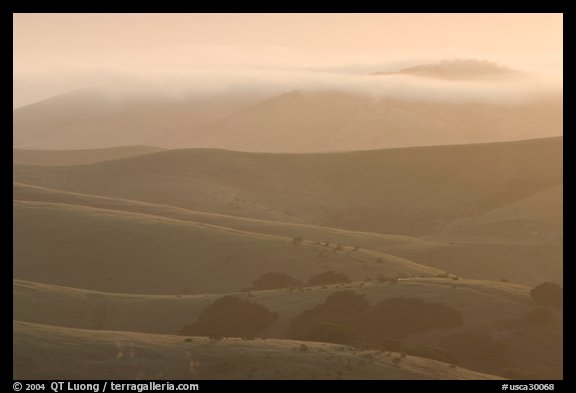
[13, 137, 562, 235]
[13, 181, 439, 258]
[13, 138, 562, 285]
[13, 200, 441, 295]
[13, 321, 503, 380]
[12, 278, 532, 336]
[12, 136, 563, 380]
[14, 278, 562, 379]
[13, 181, 562, 285]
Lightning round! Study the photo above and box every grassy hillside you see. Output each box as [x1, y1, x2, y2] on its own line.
[400, 239, 562, 286]
[14, 200, 440, 295]
[13, 146, 164, 166]
[434, 184, 562, 240]
[14, 139, 563, 286]
[13, 138, 562, 285]
[14, 182, 561, 285]
[14, 279, 562, 379]
[14, 321, 503, 380]
[13, 181, 439, 260]
[12, 136, 563, 380]
[12, 278, 532, 336]
[13, 137, 562, 236]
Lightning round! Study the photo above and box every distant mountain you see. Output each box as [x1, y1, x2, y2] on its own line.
[188, 90, 561, 153]
[12, 89, 266, 150]
[13, 62, 561, 152]
[13, 146, 163, 166]
[373, 59, 520, 80]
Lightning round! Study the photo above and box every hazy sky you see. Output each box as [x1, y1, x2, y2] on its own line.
[13, 13, 563, 107]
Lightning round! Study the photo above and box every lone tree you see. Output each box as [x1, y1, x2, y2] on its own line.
[179, 295, 278, 337]
[250, 272, 303, 290]
[291, 237, 304, 246]
[308, 271, 351, 286]
[530, 282, 563, 308]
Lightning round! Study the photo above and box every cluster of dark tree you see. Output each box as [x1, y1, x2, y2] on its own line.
[287, 290, 463, 344]
[249, 271, 351, 291]
[494, 282, 563, 333]
[177, 290, 530, 379]
[286, 290, 521, 376]
[179, 295, 278, 337]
